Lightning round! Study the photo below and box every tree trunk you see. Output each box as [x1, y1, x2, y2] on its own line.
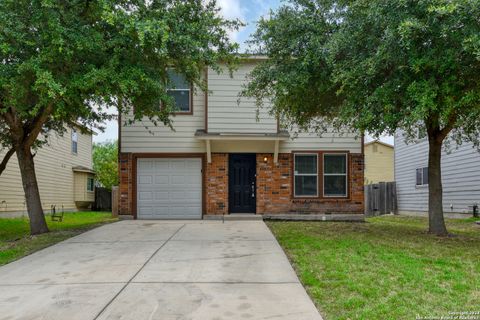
[16, 145, 49, 235]
[427, 135, 448, 236]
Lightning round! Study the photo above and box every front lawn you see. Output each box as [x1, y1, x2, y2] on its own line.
[0, 211, 117, 266]
[268, 216, 480, 320]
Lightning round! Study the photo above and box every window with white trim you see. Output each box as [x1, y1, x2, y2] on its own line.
[416, 167, 428, 186]
[323, 154, 348, 197]
[87, 177, 94, 192]
[71, 129, 78, 154]
[167, 70, 191, 113]
[294, 154, 318, 197]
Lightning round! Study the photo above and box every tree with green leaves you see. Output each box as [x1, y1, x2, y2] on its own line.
[0, 0, 240, 235]
[93, 141, 118, 191]
[243, 0, 480, 235]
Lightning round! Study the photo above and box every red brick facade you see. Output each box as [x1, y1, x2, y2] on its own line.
[205, 153, 228, 214]
[256, 153, 291, 213]
[118, 153, 134, 215]
[118, 152, 364, 216]
[256, 153, 364, 214]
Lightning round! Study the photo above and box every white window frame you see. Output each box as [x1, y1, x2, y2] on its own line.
[87, 177, 94, 192]
[71, 129, 78, 155]
[293, 153, 319, 198]
[416, 167, 428, 186]
[323, 153, 348, 198]
[166, 71, 191, 113]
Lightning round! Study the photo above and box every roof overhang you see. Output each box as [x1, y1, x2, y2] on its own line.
[195, 130, 289, 164]
[72, 166, 96, 174]
[237, 54, 268, 61]
[194, 130, 289, 141]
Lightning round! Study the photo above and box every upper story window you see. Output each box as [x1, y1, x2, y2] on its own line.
[71, 129, 78, 154]
[294, 154, 318, 197]
[323, 154, 348, 197]
[167, 70, 191, 113]
[416, 167, 428, 186]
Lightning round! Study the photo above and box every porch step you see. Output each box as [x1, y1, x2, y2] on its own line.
[203, 214, 263, 221]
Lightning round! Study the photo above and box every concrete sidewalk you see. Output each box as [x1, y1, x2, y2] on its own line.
[0, 220, 322, 320]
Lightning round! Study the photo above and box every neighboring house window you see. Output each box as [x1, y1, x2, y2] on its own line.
[294, 154, 318, 197]
[416, 167, 428, 186]
[323, 154, 348, 197]
[167, 70, 191, 113]
[87, 177, 94, 192]
[71, 129, 78, 154]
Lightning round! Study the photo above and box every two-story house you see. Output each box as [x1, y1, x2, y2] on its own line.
[0, 126, 95, 215]
[118, 57, 364, 219]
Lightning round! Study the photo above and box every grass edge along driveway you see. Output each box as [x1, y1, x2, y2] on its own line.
[267, 216, 480, 320]
[0, 212, 117, 266]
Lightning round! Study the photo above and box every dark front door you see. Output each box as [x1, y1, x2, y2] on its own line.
[229, 154, 256, 213]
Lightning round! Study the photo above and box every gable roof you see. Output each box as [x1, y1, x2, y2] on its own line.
[364, 140, 394, 149]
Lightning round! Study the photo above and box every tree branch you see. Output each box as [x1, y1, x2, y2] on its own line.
[437, 112, 457, 142]
[0, 148, 15, 176]
[23, 104, 54, 148]
[3, 107, 23, 141]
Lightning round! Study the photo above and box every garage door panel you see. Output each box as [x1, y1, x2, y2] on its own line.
[140, 160, 154, 170]
[138, 191, 153, 200]
[137, 207, 200, 219]
[137, 206, 154, 217]
[171, 161, 186, 170]
[137, 158, 202, 220]
[168, 206, 201, 216]
[171, 191, 187, 199]
[184, 191, 201, 199]
[171, 175, 186, 185]
[155, 192, 169, 200]
[154, 161, 170, 170]
[154, 175, 169, 184]
[138, 175, 153, 185]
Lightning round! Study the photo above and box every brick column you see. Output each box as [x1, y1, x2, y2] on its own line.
[118, 153, 133, 216]
[205, 153, 228, 214]
[350, 153, 365, 211]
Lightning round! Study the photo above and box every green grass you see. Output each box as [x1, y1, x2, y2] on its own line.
[267, 216, 480, 320]
[0, 211, 117, 266]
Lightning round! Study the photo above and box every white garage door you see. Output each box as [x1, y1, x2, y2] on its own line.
[137, 158, 202, 219]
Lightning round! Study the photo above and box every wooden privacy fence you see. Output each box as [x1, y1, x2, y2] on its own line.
[111, 186, 119, 217]
[93, 187, 112, 211]
[365, 182, 397, 216]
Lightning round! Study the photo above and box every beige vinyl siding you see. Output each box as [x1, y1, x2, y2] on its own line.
[364, 142, 394, 184]
[74, 172, 95, 203]
[119, 61, 362, 154]
[0, 129, 92, 214]
[207, 63, 277, 134]
[280, 130, 362, 153]
[211, 141, 276, 153]
[120, 85, 206, 153]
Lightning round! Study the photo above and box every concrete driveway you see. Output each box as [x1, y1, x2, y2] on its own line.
[0, 220, 322, 320]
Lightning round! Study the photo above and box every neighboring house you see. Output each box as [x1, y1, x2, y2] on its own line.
[395, 131, 480, 216]
[119, 57, 365, 219]
[0, 127, 95, 215]
[364, 140, 394, 184]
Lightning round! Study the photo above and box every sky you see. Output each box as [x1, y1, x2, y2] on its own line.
[93, 0, 393, 146]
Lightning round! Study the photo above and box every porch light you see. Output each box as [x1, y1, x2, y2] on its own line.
[263, 156, 268, 163]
